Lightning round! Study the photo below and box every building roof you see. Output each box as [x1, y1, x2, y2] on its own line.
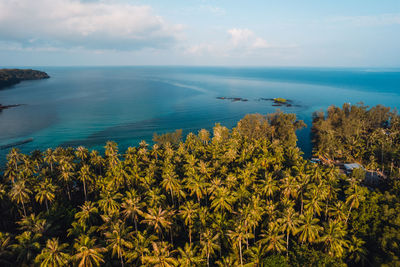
[344, 163, 363, 171]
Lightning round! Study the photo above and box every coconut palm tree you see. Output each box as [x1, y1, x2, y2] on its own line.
[78, 164, 92, 201]
[210, 187, 234, 213]
[258, 223, 286, 254]
[0, 232, 12, 265]
[179, 200, 199, 246]
[126, 230, 157, 265]
[44, 148, 57, 173]
[34, 178, 57, 212]
[75, 146, 89, 163]
[200, 229, 220, 267]
[227, 223, 253, 266]
[75, 201, 99, 227]
[142, 206, 173, 240]
[142, 241, 178, 267]
[35, 238, 70, 267]
[121, 190, 144, 232]
[345, 184, 366, 224]
[9, 179, 31, 216]
[177, 243, 203, 267]
[11, 231, 41, 266]
[97, 190, 122, 215]
[320, 221, 349, 258]
[104, 222, 133, 267]
[17, 213, 48, 235]
[73, 235, 106, 267]
[278, 206, 300, 257]
[297, 212, 322, 244]
[347, 235, 368, 266]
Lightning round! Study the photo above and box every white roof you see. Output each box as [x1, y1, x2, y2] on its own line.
[344, 163, 363, 170]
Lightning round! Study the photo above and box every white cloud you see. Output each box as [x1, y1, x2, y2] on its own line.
[329, 13, 400, 27]
[0, 0, 183, 51]
[228, 28, 270, 51]
[185, 28, 284, 58]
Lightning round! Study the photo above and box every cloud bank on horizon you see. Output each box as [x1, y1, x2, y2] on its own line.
[0, 0, 399, 66]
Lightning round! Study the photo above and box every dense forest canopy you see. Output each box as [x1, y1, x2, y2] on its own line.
[312, 103, 400, 177]
[0, 106, 399, 266]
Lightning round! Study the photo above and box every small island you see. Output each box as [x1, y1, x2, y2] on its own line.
[0, 68, 49, 110]
[0, 69, 50, 89]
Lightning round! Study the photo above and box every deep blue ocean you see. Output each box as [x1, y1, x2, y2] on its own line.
[1, 66, 400, 161]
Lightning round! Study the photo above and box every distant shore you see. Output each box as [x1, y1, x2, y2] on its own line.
[0, 68, 49, 89]
[0, 68, 49, 110]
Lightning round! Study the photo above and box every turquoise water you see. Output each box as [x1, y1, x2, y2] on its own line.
[1, 66, 400, 160]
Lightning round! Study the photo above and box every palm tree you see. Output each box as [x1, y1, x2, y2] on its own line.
[58, 157, 75, 200]
[97, 190, 122, 215]
[0, 232, 12, 265]
[9, 179, 31, 216]
[75, 146, 89, 163]
[90, 150, 104, 175]
[179, 201, 199, 246]
[105, 141, 120, 167]
[185, 174, 207, 203]
[6, 148, 21, 174]
[258, 173, 278, 200]
[161, 165, 181, 204]
[320, 221, 349, 258]
[278, 206, 300, 257]
[227, 223, 253, 266]
[142, 207, 173, 239]
[126, 230, 157, 265]
[17, 213, 48, 235]
[244, 244, 263, 267]
[347, 235, 368, 266]
[258, 223, 286, 254]
[11, 231, 41, 266]
[210, 186, 234, 213]
[35, 238, 70, 267]
[104, 222, 133, 267]
[34, 178, 57, 212]
[121, 190, 144, 232]
[142, 241, 178, 267]
[78, 164, 92, 201]
[44, 148, 57, 173]
[297, 212, 322, 244]
[177, 243, 203, 267]
[200, 229, 220, 267]
[345, 184, 366, 224]
[73, 235, 106, 267]
[75, 201, 99, 227]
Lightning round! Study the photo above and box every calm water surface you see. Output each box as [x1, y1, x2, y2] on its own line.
[1, 66, 400, 161]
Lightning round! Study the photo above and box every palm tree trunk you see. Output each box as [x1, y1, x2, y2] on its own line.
[189, 227, 192, 247]
[83, 180, 87, 201]
[239, 239, 243, 266]
[170, 228, 174, 246]
[134, 217, 138, 232]
[45, 199, 49, 212]
[120, 255, 124, 267]
[286, 231, 289, 258]
[21, 200, 26, 217]
[66, 183, 71, 201]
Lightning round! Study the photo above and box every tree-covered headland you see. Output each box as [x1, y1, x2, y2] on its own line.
[0, 104, 399, 266]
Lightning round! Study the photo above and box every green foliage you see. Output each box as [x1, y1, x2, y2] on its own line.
[0, 108, 398, 266]
[153, 129, 183, 146]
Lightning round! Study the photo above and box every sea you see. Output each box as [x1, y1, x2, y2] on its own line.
[1, 66, 400, 163]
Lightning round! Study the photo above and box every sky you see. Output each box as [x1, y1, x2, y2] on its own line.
[0, 0, 399, 67]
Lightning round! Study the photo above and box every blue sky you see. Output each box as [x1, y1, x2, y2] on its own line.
[0, 0, 399, 67]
